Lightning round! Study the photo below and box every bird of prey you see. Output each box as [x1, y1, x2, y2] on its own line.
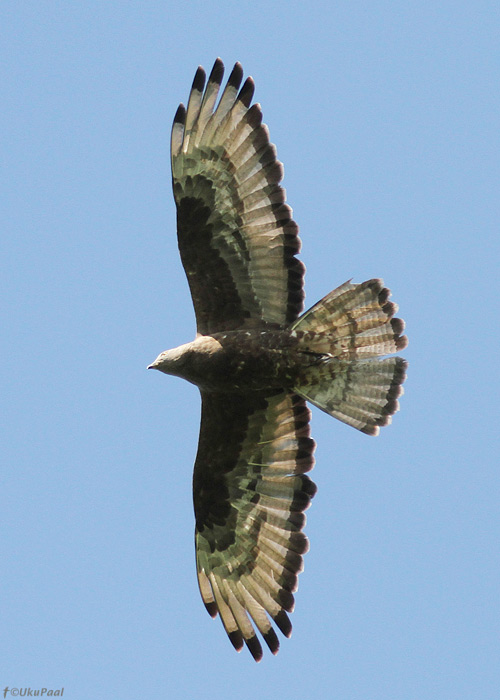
[149, 58, 408, 661]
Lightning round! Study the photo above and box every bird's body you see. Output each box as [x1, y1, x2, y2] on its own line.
[149, 59, 408, 661]
[151, 329, 315, 392]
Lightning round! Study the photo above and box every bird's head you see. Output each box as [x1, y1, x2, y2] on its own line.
[147, 343, 191, 376]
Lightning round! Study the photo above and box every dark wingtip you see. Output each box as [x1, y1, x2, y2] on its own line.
[263, 628, 280, 655]
[203, 600, 218, 618]
[238, 76, 255, 107]
[228, 61, 244, 90]
[273, 610, 292, 638]
[209, 57, 225, 85]
[228, 629, 244, 652]
[191, 65, 206, 93]
[173, 103, 186, 125]
[246, 634, 264, 662]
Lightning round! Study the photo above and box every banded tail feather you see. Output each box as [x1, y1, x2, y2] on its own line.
[292, 279, 408, 436]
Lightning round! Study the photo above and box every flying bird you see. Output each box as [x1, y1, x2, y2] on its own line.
[149, 59, 408, 661]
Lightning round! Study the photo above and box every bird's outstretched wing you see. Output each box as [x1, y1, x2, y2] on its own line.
[193, 391, 316, 661]
[171, 59, 305, 334]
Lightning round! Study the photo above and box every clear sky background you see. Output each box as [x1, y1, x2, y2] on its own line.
[2, 2, 499, 699]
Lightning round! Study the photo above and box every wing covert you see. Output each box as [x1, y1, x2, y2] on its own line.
[172, 59, 305, 334]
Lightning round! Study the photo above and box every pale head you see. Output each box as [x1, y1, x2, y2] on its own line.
[147, 342, 192, 375]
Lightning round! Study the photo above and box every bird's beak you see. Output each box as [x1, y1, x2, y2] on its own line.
[147, 353, 163, 370]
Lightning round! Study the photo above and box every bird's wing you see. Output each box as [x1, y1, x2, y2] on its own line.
[193, 390, 316, 661]
[171, 59, 305, 335]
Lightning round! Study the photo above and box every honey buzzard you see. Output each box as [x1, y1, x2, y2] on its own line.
[149, 59, 408, 661]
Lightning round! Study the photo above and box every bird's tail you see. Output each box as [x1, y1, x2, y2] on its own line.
[291, 279, 408, 435]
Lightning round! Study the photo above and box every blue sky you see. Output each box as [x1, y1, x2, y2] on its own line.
[2, 2, 499, 698]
